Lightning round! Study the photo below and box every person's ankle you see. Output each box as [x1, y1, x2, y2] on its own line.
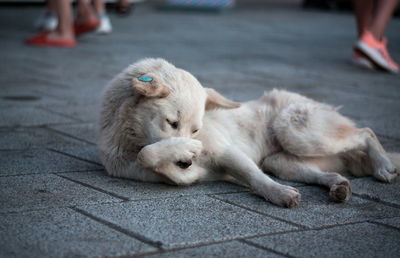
[51, 30, 75, 40]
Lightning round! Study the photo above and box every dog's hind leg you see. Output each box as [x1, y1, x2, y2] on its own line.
[262, 153, 351, 202]
[273, 102, 397, 183]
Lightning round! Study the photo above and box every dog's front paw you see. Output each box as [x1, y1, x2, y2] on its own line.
[330, 180, 351, 202]
[170, 138, 203, 169]
[264, 184, 301, 208]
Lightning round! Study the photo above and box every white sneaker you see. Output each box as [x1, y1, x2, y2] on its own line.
[35, 12, 58, 31]
[96, 14, 112, 34]
[352, 50, 374, 70]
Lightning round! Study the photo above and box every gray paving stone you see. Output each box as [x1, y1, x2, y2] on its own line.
[374, 136, 400, 153]
[351, 177, 400, 207]
[40, 103, 101, 122]
[0, 106, 77, 127]
[0, 208, 156, 258]
[143, 240, 283, 258]
[0, 149, 101, 176]
[56, 145, 103, 165]
[0, 128, 92, 150]
[49, 123, 97, 144]
[35, 83, 104, 105]
[246, 223, 400, 258]
[60, 171, 247, 200]
[356, 118, 400, 142]
[0, 88, 65, 108]
[79, 196, 298, 248]
[373, 217, 400, 229]
[213, 186, 400, 228]
[0, 174, 120, 213]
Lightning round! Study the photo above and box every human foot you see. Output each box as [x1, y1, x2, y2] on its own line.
[26, 31, 76, 47]
[355, 31, 399, 73]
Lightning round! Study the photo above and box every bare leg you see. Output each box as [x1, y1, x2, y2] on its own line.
[353, 0, 374, 37]
[76, 0, 99, 24]
[47, 0, 57, 13]
[370, 0, 399, 40]
[116, 0, 132, 14]
[46, 0, 74, 41]
[262, 153, 351, 202]
[92, 0, 105, 14]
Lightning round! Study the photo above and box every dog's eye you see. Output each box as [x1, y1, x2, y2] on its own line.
[166, 119, 178, 129]
[192, 129, 199, 134]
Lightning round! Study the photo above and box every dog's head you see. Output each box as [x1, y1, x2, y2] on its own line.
[117, 58, 240, 144]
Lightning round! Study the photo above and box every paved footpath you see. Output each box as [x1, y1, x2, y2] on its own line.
[1, 3, 400, 257]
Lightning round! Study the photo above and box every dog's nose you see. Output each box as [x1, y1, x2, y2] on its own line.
[175, 160, 192, 169]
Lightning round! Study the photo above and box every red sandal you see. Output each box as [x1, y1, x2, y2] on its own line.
[74, 19, 101, 36]
[26, 32, 76, 47]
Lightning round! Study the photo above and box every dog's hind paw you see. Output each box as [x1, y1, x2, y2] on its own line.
[330, 180, 351, 202]
[373, 162, 397, 183]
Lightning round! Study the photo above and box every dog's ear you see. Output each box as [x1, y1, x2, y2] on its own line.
[205, 88, 241, 110]
[132, 77, 170, 98]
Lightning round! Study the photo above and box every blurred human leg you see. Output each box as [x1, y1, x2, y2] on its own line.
[27, 0, 76, 47]
[370, 0, 399, 40]
[93, 0, 113, 34]
[74, 0, 101, 35]
[352, 0, 375, 69]
[353, 0, 399, 73]
[353, 0, 374, 37]
[116, 0, 132, 15]
[35, 0, 58, 30]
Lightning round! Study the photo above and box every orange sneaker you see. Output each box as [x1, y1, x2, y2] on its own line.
[355, 31, 399, 73]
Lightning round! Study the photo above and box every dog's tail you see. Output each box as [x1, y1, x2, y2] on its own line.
[388, 152, 400, 173]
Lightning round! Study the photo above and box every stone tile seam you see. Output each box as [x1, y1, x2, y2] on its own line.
[36, 106, 85, 123]
[57, 174, 130, 201]
[36, 105, 83, 124]
[368, 220, 400, 232]
[0, 207, 65, 215]
[33, 87, 81, 98]
[45, 126, 96, 145]
[113, 221, 380, 258]
[239, 221, 383, 243]
[208, 194, 400, 232]
[239, 239, 295, 258]
[124, 237, 294, 258]
[352, 192, 400, 209]
[208, 194, 307, 229]
[47, 147, 102, 166]
[111, 239, 241, 258]
[59, 188, 249, 206]
[0, 200, 123, 215]
[71, 207, 164, 250]
[0, 169, 105, 178]
[114, 231, 303, 258]
[0, 122, 84, 131]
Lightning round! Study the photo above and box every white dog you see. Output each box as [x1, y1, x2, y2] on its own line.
[97, 58, 399, 208]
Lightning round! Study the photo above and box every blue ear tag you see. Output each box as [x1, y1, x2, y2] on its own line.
[138, 76, 153, 82]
